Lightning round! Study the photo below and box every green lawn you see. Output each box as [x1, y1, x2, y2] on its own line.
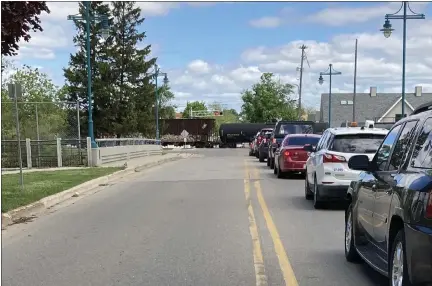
[1, 167, 121, 213]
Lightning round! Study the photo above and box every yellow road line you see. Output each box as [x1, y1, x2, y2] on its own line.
[253, 167, 299, 286]
[244, 161, 268, 286]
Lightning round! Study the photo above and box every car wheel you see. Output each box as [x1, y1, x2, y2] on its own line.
[255, 151, 259, 158]
[249, 150, 253, 156]
[273, 161, 277, 174]
[345, 205, 361, 262]
[270, 158, 275, 169]
[266, 157, 270, 166]
[304, 172, 313, 200]
[313, 175, 323, 209]
[277, 165, 284, 178]
[389, 229, 411, 286]
[259, 151, 265, 162]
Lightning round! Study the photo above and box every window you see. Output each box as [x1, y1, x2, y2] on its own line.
[388, 121, 418, 171]
[410, 118, 432, 169]
[375, 125, 402, 171]
[329, 133, 386, 154]
[284, 136, 320, 146]
[341, 100, 347, 105]
[347, 100, 353, 105]
[277, 124, 313, 135]
[316, 131, 329, 151]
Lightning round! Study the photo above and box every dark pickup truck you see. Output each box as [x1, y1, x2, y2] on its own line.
[267, 121, 327, 169]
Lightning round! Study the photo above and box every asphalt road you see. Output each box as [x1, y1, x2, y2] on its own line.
[2, 149, 389, 286]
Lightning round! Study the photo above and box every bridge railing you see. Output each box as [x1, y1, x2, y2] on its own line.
[92, 138, 162, 166]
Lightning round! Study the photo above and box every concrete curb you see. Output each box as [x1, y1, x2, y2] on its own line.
[1, 154, 186, 229]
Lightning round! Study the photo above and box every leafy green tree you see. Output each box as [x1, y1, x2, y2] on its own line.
[158, 84, 176, 119]
[1, 1, 50, 58]
[207, 102, 240, 131]
[1, 65, 68, 139]
[182, 101, 207, 118]
[63, 1, 112, 138]
[240, 73, 297, 123]
[104, 1, 156, 138]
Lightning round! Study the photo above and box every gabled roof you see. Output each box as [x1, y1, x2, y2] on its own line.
[320, 92, 432, 127]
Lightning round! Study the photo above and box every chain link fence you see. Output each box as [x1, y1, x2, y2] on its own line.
[1, 101, 84, 168]
[1, 101, 81, 140]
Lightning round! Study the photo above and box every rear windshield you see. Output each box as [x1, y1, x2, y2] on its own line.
[284, 136, 320, 146]
[276, 124, 313, 135]
[330, 134, 386, 154]
[260, 129, 273, 136]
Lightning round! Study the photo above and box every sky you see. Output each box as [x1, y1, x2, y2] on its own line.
[5, 1, 432, 112]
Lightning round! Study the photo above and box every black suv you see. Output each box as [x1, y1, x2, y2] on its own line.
[345, 102, 432, 285]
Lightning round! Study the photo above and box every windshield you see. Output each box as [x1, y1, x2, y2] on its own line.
[277, 124, 313, 135]
[330, 134, 386, 154]
[284, 136, 320, 146]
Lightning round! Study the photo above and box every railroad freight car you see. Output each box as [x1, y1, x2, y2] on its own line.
[160, 119, 219, 148]
[219, 123, 274, 148]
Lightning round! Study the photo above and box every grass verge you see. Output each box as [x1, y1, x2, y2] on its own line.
[1, 167, 121, 213]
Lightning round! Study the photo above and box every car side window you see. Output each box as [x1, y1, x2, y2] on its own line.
[375, 124, 402, 171]
[387, 121, 418, 171]
[316, 131, 328, 151]
[325, 133, 335, 150]
[410, 117, 432, 169]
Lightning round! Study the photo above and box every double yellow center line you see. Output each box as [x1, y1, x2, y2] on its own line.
[244, 160, 299, 286]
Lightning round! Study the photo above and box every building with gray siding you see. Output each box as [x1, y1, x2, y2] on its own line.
[319, 86, 431, 127]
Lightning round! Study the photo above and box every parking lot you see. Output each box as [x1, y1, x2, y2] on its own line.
[3, 148, 389, 286]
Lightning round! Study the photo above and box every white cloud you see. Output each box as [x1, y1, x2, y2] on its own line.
[187, 60, 211, 74]
[249, 16, 283, 28]
[305, 2, 429, 27]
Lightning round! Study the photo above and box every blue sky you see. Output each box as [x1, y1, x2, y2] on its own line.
[5, 1, 432, 112]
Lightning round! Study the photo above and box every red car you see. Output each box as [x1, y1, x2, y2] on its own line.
[273, 134, 321, 178]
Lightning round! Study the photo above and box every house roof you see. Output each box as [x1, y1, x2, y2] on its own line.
[320, 92, 432, 127]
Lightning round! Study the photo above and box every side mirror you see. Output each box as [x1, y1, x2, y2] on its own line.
[303, 144, 315, 152]
[348, 155, 370, 171]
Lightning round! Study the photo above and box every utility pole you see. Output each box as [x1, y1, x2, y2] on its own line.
[353, 39, 358, 122]
[298, 45, 307, 120]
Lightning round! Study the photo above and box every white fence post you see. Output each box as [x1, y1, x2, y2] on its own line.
[86, 137, 92, 166]
[25, 138, 32, 169]
[57, 138, 62, 167]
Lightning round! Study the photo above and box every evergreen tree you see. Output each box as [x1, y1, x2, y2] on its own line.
[106, 1, 156, 138]
[63, 1, 113, 138]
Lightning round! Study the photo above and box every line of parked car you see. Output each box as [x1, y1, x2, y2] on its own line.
[248, 102, 432, 286]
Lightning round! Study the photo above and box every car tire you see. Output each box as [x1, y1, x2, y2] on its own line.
[270, 158, 275, 169]
[266, 157, 270, 166]
[389, 229, 411, 286]
[273, 162, 277, 174]
[259, 151, 265, 162]
[313, 175, 323, 209]
[345, 204, 361, 262]
[249, 150, 253, 156]
[304, 172, 313, 200]
[255, 151, 259, 158]
[277, 165, 284, 178]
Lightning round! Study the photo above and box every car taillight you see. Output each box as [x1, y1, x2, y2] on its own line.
[263, 138, 267, 143]
[283, 150, 291, 157]
[272, 138, 276, 143]
[323, 153, 346, 163]
[426, 192, 432, 219]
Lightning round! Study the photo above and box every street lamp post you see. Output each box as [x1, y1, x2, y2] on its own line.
[67, 1, 109, 148]
[149, 64, 169, 142]
[380, 2, 425, 118]
[318, 64, 342, 128]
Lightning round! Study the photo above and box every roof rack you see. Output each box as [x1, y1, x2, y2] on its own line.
[411, 101, 432, 115]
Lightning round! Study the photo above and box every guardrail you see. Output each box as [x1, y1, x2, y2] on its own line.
[92, 138, 162, 166]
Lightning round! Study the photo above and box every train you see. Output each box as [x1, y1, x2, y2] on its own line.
[160, 119, 219, 148]
[159, 119, 330, 148]
[218, 122, 275, 148]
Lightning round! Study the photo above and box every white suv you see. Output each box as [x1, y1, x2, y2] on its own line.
[304, 126, 388, 209]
